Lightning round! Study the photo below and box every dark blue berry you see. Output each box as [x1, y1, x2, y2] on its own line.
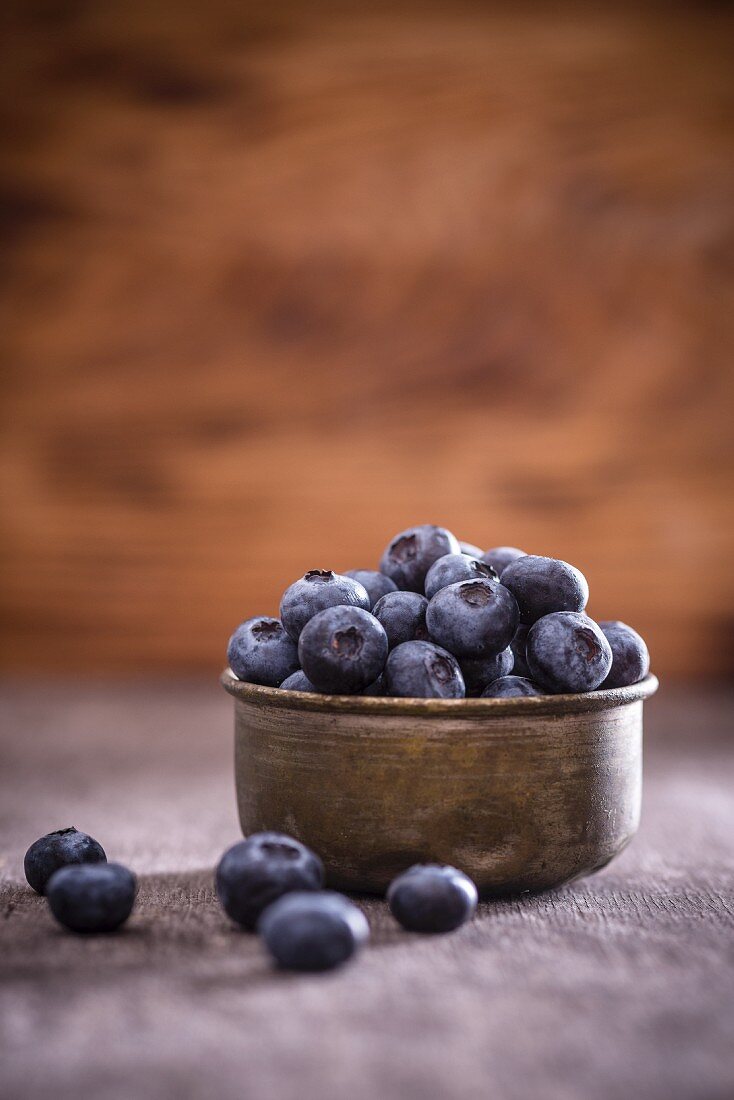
[481, 675, 544, 698]
[361, 675, 385, 696]
[298, 605, 388, 694]
[424, 553, 498, 600]
[46, 863, 136, 933]
[372, 590, 429, 650]
[24, 827, 106, 895]
[526, 612, 612, 693]
[459, 540, 484, 558]
[501, 555, 589, 625]
[344, 569, 397, 609]
[280, 570, 370, 641]
[384, 641, 465, 698]
[216, 832, 324, 930]
[379, 525, 459, 592]
[481, 546, 526, 576]
[426, 579, 519, 658]
[459, 647, 513, 696]
[387, 865, 477, 933]
[599, 621, 650, 688]
[279, 669, 319, 693]
[510, 624, 531, 677]
[227, 616, 299, 687]
[258, 891, 369, 971]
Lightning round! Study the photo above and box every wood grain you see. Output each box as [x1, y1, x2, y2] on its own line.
[1, 2, 733, 677]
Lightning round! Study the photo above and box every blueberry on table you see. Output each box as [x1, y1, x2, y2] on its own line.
[24, 827, 106, 895]
[424, 553, 498, 600]
[227, 616, 299, 687]
[379, 525, 460, 592]
[280, 570, 370, 640]
[344, 569, 397, 609]
[426, 579, 519, 659]
[46, 863, 136, 933]
[459, 540, 484, 558]
[459, 647, 513, 696]
[216, 832, 324, 930]
[481, 546, 526, 577]
[279, 669, 319, 693]
[599, 620, 650, 688]
[372, 590, 429, 650]
[510, 623, 531, 677]
[298, 605, 388, 694]
[258, 891, 369, 972]
[501, 555, 589, 625]
[384, 640, 465, 699]
[387, 865, 478, 933]
[481, 675, 544, 698]
[526, 612, 612, 693]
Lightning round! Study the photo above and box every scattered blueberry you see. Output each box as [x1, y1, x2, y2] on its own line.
[298, 605, 388, 694]
[387, 864, 478, 933]
[501, 555, 589, 624]
[426, 579, 519, 658]
[280, 570, 370, 641]
[46, 862, 136, 933]
[526, 612, 612, 693]
[216, 832, 324, 930]
[599, 620, 650, 689]
[510, 624, 531, 677]
[424, 553, 498, 600]
[459, 647, 513, 696]
[384, 641, 465, 698]
[344, 569, 398, 609]
[279, 669, 319, 693]
[481, 675, 544, 698]
[481, 546, 526, 576]
[379, 525, 460, 592]
[227, 616, 299, 687]
[459, 540, 484, 558]
[372, 590, 429, 650]
[24, 827, 106, 896]
[258, 891, 369, 971]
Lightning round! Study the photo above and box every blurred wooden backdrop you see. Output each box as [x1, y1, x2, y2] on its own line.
[1, 0, 733, 678]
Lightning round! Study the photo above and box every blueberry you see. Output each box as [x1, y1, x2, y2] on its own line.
[426, 579, 519, 658]
[379, 525, 460, 592]
[387, 865, 477, 933]
[510, 624, 531, 677]
[216, 832, 324, 930]
[280, 570, 370, 641]
[258, 891, 369, 972]
[459, 540, 484, 558]
[384, 640, 465, 699]
[344, 569, 398, 609]
[279, 669, 319, 693]
[501, 555, 589, 625]
[24, 827, 106, 895]
[526, 612, 612, 693]
[361, 674, 385, 696]
[459, 647, 513, 696]
[298, 605, 388, 694]
[424, 553, 498, 600]
[481, 675, 544, 698]
[372, 590, 429, 650]
[46, 863, 136, 933]
[227, 617, 299, 687]
[599, 620, 650, 689]
[481, 546, 526, 577]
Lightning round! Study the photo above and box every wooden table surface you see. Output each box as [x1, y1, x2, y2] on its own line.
[1, 682, 732, 1100]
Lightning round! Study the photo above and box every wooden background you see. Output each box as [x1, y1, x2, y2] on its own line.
[1, 0, 733, 678]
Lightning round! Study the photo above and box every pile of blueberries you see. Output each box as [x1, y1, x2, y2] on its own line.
[24, 827, 477, 971]
[227, 524, 650, 698]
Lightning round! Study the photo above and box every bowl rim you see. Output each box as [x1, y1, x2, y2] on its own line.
[221, 668, 659, 717]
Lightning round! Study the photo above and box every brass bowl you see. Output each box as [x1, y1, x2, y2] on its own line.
[221, 669, 658, 896]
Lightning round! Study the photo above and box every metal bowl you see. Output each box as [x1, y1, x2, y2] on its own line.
[221, 669, 658, 895]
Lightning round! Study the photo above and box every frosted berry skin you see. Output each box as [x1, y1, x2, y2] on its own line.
[46, 863, 136, 933]
[599, 620, 650, 688]
[280, 570, 370, 641]
[279, 669, 319, 693]
[227, 617, 299, 687]
[24, 827, 107, 896]
[426, 579, 519, 659]
[372, 590, 429, 650]
[481, 675, 544, 698]
[424, 553, 498, 600]
[526, 612, 612, 693]
[459, 541, 484, 558]
[344, 569, 397, 609]
[501, 555, 589, 625]
[510, 624, 531, 678]
[480, 546, 526, 577]
[216, 833, 324, 930]
[387, 865, 477, 933]
[298, 605, 388, 694]
[384, 641, 465, 699]
[459, 647, 513, 697]
[258, 891, 369, 972]
[379, 525, 460, 593]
